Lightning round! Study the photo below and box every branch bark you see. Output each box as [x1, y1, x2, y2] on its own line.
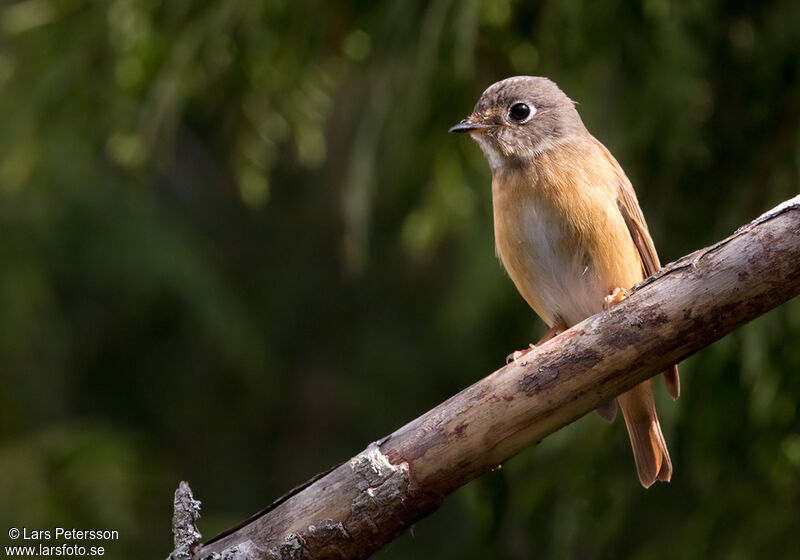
[191, 195, 800, 560]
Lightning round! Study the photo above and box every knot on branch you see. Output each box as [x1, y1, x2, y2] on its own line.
[350, 442, 409, 490]
[348, 442, 414, 536]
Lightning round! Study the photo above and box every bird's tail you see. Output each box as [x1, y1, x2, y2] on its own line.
[618, 380, 672, 488]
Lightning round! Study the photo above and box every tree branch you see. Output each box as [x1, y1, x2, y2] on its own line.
[189, 195, 800, 560]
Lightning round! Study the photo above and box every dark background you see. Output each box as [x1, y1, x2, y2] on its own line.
[1, 1, 799, 558]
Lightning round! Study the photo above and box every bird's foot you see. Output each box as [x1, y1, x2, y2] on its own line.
[506, 344, 536, 364]
[603, 287, 630, 311]
[505, 322, 567, 364]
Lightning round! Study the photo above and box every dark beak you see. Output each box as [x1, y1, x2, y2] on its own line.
[448, 119, 494, 133]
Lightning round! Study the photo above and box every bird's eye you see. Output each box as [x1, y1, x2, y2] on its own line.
[509, 102, 532, 122]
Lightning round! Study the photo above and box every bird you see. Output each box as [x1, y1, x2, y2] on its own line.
[449, 76, 679, 488]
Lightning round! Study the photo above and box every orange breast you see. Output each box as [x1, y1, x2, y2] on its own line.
[491, 139, 644, 327]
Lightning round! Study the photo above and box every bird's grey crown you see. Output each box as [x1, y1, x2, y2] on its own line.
[473, 76, 574, 115]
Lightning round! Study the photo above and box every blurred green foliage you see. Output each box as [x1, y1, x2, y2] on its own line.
[1, 0, 799, 558]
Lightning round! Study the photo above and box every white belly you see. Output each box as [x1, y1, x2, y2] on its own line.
[496, 201, 608, 327]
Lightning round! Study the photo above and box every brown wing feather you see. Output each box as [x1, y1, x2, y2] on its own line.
[596, 143, 662, 277]
[598, 142, 681, 399]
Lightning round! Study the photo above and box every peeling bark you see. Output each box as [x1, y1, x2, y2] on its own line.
[190, 196, 800, 560]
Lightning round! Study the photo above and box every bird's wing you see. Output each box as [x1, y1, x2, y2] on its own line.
[597, 142, 661, 276]
[598, 141, 680, 399]
[616, 179, 661, 276]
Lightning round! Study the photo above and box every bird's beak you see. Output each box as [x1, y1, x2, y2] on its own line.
[448, 118, 494, 134]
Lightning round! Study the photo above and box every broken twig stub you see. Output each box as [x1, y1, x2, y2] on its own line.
[167, 481, 202, 560]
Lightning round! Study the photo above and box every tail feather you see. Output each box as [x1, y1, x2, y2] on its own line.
[596, 399, 618, 423]
[618, 380, 672, 488]
[663, 364, 680, 399]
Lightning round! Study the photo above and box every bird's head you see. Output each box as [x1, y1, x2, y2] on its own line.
[450, 76, 585, 172]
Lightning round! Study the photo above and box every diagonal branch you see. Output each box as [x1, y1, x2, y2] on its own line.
[185, 195, 800, 560]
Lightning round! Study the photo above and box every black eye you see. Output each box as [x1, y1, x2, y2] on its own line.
[509, 102, 531, 122]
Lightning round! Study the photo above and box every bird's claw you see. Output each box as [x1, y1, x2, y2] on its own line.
[506, 343, 536, 364]
[604, 287, 630, 311]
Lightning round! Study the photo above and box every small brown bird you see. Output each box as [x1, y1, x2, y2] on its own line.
[450, 76, 679, 488]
